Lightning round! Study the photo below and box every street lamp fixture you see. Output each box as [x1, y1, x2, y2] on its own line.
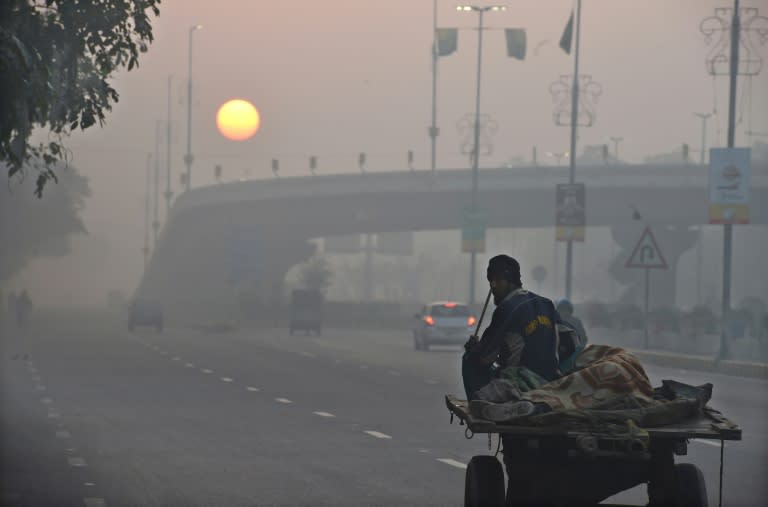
[457, 5, 506, 12]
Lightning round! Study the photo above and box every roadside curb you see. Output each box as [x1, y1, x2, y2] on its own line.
[629, 348, 768, 380]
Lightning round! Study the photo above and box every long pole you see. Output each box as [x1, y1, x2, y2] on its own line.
[153, 120, 160, 248]
[564, 0, 582, 300]
[694, 112, 710, 306]
[644, 267, 650, 349]
[469, 9, 485, 307]
[165, 75, 173, 219]
[184, 27, 196, 192]
[143, 153, 152, 274]
[430, 0, 438, 172]
[695, 112, 711, 165]
[363, 233, 373, 301]
[720, 0, 740, 360]
[610, 136, 622, 160]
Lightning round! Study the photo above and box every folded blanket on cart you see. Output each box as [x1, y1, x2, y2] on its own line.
[472, 345, 713, 427]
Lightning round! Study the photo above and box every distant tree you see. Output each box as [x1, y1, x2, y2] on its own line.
[298, 256, 334, 292]
[0, 0, 161, 197]
[0, 162, 90, 283]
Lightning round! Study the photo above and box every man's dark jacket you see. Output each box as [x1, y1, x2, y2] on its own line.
[465, 288, 561, 382]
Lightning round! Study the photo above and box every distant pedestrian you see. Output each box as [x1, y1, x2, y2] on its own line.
[556, 298, 589, 347]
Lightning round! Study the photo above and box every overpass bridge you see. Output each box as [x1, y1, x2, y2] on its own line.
[139, 163, 767, 321]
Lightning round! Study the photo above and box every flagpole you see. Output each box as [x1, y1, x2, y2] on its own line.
[564, 0, 581, 301]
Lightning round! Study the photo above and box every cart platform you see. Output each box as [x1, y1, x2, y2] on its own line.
[445, 394, 742, 441]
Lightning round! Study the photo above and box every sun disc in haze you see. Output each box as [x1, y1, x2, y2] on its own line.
[216, 99, 261, 141]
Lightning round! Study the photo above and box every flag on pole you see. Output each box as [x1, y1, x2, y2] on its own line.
[434, 28, 458, 57]
[504, 28, 527, 60]
[559, 10, 574, 54]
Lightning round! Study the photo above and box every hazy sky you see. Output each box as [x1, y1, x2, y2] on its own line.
[13, 0, 768, 304]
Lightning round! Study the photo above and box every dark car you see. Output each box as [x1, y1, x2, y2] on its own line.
[413, 301, 476, 351]
[128, 299, 163, 332]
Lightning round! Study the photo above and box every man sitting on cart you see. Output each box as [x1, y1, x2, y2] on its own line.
[462, 254, 580, 421]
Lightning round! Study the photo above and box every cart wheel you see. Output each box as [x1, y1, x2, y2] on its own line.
[675, 463, 707, 507]
[464, 455, 505, 507]
[413, 336, 422, 351]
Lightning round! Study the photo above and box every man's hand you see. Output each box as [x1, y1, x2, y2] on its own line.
[464, 334, 480, 352]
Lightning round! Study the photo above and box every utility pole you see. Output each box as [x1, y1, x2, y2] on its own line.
[564, 0, 582, 300]
[165, 75, 173, 220]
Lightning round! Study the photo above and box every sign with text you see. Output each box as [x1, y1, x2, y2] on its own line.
[555, 183, 585, 242]
[709, 147, 751, 224]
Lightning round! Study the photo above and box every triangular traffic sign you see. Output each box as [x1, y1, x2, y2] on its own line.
[625, 227, 668, 269]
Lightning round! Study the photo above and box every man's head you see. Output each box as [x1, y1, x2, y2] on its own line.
[486, 255, 521, 304]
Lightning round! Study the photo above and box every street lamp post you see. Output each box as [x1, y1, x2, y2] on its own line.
[143, 153, 152, 274]
[694, 112, 711, 165]
[564, 0, 582, 301]
[457, 4, 507, 305]
[609, 136, 623, 161]
[153, 119, 161, 248]
[430, 0, 439, 172]
[165, 75, 174, 219]
[184, 24, 202, 192]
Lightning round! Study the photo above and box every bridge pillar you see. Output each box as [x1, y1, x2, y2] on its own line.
[609, 225, 698, 308]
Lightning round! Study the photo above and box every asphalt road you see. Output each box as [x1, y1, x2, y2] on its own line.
[2, 312, 766, 506]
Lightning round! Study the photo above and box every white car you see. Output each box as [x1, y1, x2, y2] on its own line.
[413, 301, 476, 351]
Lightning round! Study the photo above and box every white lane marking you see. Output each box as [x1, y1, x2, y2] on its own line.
[36, 385, 47, 391]
[40, 397, 53, 404]
[171, 356, 181, 361]
[437, 458, 467, 470]
[159, 351, 168, 356]
[31, 376, 42, 382]
[359, 365, 369, 370]
[313, 411, 335, 418]
[68, 457, 87, 467]
[84, 498, 107, 507]
[56, 430, 71, 439]
[84, 482, 96, 487]
[388, 370, 402, 376]
[221, 377, 234, 383]
[694, 439, 722, 448]
[185, 362, 195, 368]
[275, 398, 292, 404]
[246, 386, 260, 392]
[364, 431, 392, 440]
[299, 351, 316, 358]
[201, 369, 214, 374]
[48, 411, 61, 419]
